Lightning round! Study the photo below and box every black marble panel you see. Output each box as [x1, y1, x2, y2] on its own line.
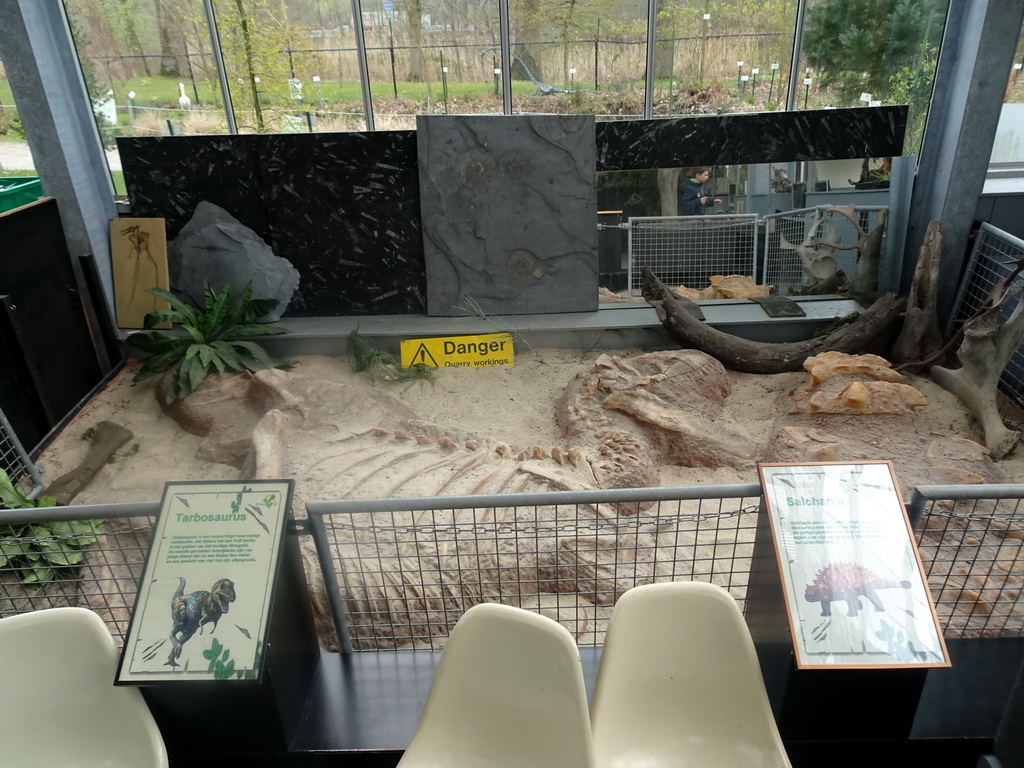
[118, 106, 904, 317]
[418, 114, 598, 316]
[596, 106, 908, 170]
[119, 132, 425, 316]
[259, 132, 424, 316]
[119, 136, 268, 240]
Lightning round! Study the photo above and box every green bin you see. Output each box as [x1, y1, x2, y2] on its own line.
[0, 177, 45, 214]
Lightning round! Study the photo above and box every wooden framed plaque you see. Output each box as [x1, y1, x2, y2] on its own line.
[758, 461, 949, 669]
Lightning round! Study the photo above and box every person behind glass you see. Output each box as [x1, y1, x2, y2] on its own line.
[680, 167, 722, 215]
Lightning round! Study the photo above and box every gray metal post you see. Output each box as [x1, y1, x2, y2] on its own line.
[0, 0, 118, 326]
[903, 0, 1024, 325]
[202, 0, 238, 134]
[643, 0, 657, 119]
[349, 0, 375, 130]
[785, 0, 808, 112]
[498, 0, 512, 115]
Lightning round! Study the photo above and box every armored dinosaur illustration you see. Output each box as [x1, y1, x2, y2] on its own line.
[165, 577, 236, 667]
[804, 562, 910, 618]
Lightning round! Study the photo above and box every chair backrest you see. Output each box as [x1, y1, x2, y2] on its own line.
[0, 607, 168, 768]
[397, 602, 595, 768]
[590, 581, 791, 768]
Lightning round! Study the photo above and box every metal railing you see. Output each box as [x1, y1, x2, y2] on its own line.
[4, 484, 1024, 650]
[0, 502, 159, 645]
[908, 485, 1024, 639]
[948, 222, 1024, 420]
[627, 214, 758, 294]
[0, 407, 44, 499]
[309, 482, 1024, 652]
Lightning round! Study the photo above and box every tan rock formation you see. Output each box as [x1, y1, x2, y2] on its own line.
[707, 274, 774, 299]
[791, 352, 928, 415]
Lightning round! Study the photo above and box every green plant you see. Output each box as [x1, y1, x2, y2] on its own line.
[126, 281, 287, 403]
[347, 328, 434, 384]
[203, 637, 236, 679]
[0, 469, 101, 586]
[454, 294, 539, 359]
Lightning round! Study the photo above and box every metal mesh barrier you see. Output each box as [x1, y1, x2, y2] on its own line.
[948, 222, 1024, 420]
[0, 407, 44, 499]
[4, 484, 1023, 652]
[761, 206, 888, 294]
[307, 486, 763, 652]
[908, 486, 1024, 639]
[0, 503, 159, 646]
[627, 215, 757, 294]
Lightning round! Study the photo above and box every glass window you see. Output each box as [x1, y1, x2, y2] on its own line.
[798, 0, 949, 156]
[366, 0, 504, 125]
[989, 20, 1024, 169]
[0, 56, 42, 194]
[509, 0, 647, 117]
[651, 0, 799, 118]
[62, 0, 232, 152]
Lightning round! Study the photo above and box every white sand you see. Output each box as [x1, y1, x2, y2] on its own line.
[35, 348, 1024, 506]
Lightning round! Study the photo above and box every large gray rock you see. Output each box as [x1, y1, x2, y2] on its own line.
[169, 202, 299, 322]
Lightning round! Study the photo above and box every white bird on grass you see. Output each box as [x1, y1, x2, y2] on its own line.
[177, 82, 191, 111]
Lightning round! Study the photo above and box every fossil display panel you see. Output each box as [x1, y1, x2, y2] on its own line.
[418, 114, 599, 316]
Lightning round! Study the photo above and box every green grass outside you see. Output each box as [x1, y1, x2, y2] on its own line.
[0, 167, 125, 195]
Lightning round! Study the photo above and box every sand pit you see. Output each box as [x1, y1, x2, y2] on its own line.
[28, 348, 1024, 649]
[36, 348, 1024, 501]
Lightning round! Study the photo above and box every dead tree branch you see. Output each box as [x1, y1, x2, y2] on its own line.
[641, 267, 905, 374]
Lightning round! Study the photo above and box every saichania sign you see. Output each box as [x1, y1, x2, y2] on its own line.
[116, 480, 293, 684]
[759, 461, 949, 670]
[400, 332, 514, 369]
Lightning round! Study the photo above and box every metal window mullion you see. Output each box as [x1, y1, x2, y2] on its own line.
[349, 0, 375, 130]
[643, 0, 657, 118]
[785, 0, 809, 112]
[202, 0, 237, 135]
[498, 0, 512, 115]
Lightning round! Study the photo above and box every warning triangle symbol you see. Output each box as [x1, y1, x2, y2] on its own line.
[412, 342, 439, 367]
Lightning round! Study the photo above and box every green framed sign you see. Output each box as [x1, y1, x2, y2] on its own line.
[116, 479, 293, 684]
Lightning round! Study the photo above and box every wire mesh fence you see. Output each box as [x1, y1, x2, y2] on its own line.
[0, 407, 44, 499]
[761, 205, 889, 294]
[908, 486, 1024, 640]
[948, 222, 1024, 423]
[308, 483, 1024, 652]
[0, 503, 158, 646]
[4, 483, 1023, 651]
[307, 486, 764, 652]
[627, 214, 758, 294]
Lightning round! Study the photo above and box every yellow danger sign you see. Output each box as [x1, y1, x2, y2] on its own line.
[401, 332, 515, 369]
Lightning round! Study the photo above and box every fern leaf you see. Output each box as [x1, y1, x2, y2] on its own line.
[148, 288, 199, 326]
[246, 297, 281, 321]
[226, 283, 254, 327]
[201, 283, 232, 340]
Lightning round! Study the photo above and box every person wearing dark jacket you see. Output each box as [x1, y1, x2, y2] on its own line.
[680, 167, 721, 215]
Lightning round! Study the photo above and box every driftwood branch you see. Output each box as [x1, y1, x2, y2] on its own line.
[641, 267, 905, 373]
[931, 281, 1024, 459]
[808, 204, 888, 295]
[891, 220, 945, 366]
[43, 421, 133, 505]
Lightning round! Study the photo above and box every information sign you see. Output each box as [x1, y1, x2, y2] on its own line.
[400, 332, 515, 369]
[759, 461, 949, 669]
[116, 480, 293, 683]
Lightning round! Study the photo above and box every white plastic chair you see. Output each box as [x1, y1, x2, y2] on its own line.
[397, 602, 596, 768]
[0, 607, 169, 767]
[590, 581, 792, 768]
